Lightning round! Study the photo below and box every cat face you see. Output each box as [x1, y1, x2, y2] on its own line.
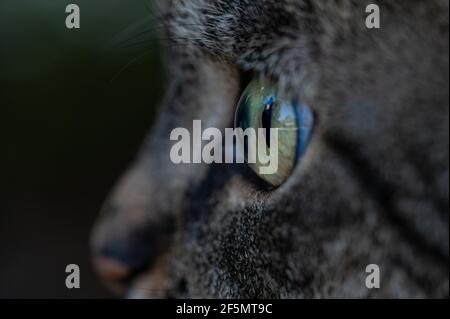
[92, 0, 449, 298]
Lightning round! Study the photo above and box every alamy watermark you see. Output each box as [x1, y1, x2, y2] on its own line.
[170, 120, 280, 175]
[65, 4, 80, 29]
[366, 4, 381, 29]
[64, 4, 380, 30]
[65, 264, 80, 289]
[366, 264, 381, 289]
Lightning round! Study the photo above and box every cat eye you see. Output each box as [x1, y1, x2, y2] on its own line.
[234, 79, 314, 187]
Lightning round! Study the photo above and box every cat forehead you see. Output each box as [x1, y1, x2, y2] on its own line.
[163, 0, 319, 86]
[163, 0, 447, 54]
[165, 0, 308, 57]
[162, 0, 448, 90]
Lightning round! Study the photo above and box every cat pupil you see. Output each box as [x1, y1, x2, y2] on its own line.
[262, 102, 273, 148]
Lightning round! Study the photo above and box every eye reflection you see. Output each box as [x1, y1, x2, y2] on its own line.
[234, 79, 314, 187]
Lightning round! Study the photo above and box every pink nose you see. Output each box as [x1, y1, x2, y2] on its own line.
[93, 256, 132, 297]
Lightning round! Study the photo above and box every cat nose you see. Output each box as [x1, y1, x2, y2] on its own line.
[92, 255, 132, 296]
[91, 213, 152, 296]
[90, 162, 178, 295]
[91, 200, 175, 296]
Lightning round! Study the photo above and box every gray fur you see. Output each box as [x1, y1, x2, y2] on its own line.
[92, 0, 449, 298]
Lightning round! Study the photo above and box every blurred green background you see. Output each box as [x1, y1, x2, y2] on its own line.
[0, 0, 164, 298]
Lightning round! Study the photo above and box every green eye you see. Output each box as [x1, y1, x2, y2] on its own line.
[234, 79, 314, 187]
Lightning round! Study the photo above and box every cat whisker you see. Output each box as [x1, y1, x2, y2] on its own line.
[109, 49, 158, 83]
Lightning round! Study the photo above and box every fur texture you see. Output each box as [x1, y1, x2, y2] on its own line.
[92, 0, 449, 298]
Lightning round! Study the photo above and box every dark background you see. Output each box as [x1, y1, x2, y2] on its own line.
[0, 0, 164, 298]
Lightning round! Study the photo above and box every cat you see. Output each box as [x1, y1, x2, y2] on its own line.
[91, 0, 449, 298]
